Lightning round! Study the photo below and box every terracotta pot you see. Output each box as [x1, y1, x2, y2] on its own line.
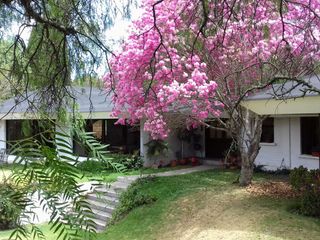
[191, 157, 199, 166]
[179, 158, 187, 165]
[170, 160, 177, 167]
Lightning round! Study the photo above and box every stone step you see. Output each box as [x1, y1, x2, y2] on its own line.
[111, 181, 131, 191]
[95, 182, 129, 193]
[87, 199, 116, 213]
[92, 209, 113, 222]
[117, 176, 139, 183]
[87, 193, 119, 206]
[93, 218, 108, 232]
[93, 188, 119, 198]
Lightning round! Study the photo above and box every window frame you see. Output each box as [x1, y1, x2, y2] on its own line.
[260, 117, 275, 144]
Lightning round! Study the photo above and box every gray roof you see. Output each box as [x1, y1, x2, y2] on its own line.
[246, 75, 320, 100]
[0, 87, 114, 115]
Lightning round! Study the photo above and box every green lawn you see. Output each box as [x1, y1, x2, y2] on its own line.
[101, 170, 320, 240]
[0, 163, 192, 184]
[77, 165, 192, 183]
[1, 170, 320, 240]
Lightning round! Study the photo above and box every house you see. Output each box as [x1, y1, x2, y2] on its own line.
[0, 76, 319, 170]
[242, 75, 320, 170]
[0, 87, 229, 166]
[0, 87, 141, 163]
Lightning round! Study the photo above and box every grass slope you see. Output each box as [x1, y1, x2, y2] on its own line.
[101, 170, 320, 240]
[1, 170, 320, 240]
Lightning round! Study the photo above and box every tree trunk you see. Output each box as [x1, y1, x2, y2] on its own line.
[239, 154, 254, 186]
[236, 108, 263, 186]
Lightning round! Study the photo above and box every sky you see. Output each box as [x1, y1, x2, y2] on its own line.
[7, 1, 143, 77]
[9, 2, 142, 50]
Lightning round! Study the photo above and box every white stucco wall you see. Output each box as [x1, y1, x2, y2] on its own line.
[0, 120, 6, 150]
[0, 120, 15, 163]
[140, 124, 202, 167]
[256, 117, 320, 170]
[256, 117, 291, 170]
[140, 127, 182, 167]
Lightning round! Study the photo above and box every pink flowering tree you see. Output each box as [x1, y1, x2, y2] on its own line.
[105, 0, 320, 185]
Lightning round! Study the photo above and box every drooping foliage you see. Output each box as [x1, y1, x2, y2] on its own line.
[0, 0, 136, 111]
[7, 119, 126, 240]
[0, 1, 135, 239]
[105, 0, 320, 139]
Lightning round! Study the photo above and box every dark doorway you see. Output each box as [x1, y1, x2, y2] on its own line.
[301, 117, 320, 155]
[205, 121, 232, 159]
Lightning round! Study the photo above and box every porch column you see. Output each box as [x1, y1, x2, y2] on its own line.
[0, 120, 6, 150]
[140, 122, 152, 166]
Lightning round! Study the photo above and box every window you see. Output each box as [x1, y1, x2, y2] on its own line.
[73, 119, 140, 156]
[301, 117, 320, 155]
[6, 120, 54, 153]
[73, 119, 104, 157]
[260, 118, 274, 143]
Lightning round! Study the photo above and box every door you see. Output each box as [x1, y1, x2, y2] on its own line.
[205, 123, 232, 159]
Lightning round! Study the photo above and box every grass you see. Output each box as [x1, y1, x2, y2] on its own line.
[100, 170, 320, 240]
[77, 165, 192, 183]
[0, 163, 191, 184]
[1, 170, 320, 240]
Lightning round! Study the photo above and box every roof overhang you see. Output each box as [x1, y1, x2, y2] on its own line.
[241, 95, 320, 115]
[0, 111, 116, 120]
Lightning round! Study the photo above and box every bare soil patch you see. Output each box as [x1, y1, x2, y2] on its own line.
[246, 180, 297, 199]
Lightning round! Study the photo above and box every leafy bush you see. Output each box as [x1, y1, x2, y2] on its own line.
[300, 188, 320, 217]
[0, 181, 26, 230]
[110, 153, 144, 170]
[289, 166, 320, 217]
[76, 160, 107, 172]
[111, 177, 157, 223]
[77, 153, 143, 173]
[144, 140, 168, 157]
[290, 166, 310, 190]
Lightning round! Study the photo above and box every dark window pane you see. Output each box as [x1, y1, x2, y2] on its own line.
[73, 119, 102, 157]
[104, 119, 140, 153]
[6, 120, 54, 153]
[301, 117, 320, 155]
[73, 119, 140, 156]
[260, 118, 274, 143]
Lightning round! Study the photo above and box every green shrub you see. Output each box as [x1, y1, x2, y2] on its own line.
[77, 153, 143, 173]
[300, 187, 320, 217]
[76, 160, 107, 172]
[110, 153, 144, 170]
[111, 177, 157, 223]
[290, 166, 310, 191]
[289, 166, 320, 217]
[0, 181, 27, 230]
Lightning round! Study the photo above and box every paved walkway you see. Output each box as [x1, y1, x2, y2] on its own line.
[117, 165, 216, 182]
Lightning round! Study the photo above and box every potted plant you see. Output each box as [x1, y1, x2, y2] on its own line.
[171, 160, 177, 167]
[144, 139, 169, 167]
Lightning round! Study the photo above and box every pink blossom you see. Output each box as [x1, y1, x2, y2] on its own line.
[104, 0, 320, 139]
